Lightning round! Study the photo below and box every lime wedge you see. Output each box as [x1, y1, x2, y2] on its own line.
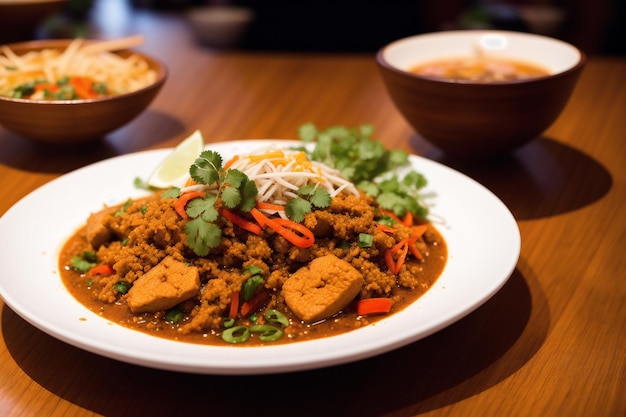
[147, 130, 205, 189]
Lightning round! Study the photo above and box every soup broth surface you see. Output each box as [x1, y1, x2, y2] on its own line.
[410, 56, 550, 82]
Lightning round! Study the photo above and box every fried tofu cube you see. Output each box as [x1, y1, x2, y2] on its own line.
[282, 254, 363, 322]
[127, 256, 200, 313]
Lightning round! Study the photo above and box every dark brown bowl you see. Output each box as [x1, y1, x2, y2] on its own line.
[377, 30, 585, 157]
[0, 39, 167, 144]
[0, 0, 68, 43]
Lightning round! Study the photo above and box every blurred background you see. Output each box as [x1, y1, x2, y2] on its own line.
[1, 0, 624, 55]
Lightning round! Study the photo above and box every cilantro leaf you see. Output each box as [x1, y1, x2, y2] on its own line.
[224, 169, 246, 188]
[376, 192, 409, 216]
[298, 123, 318, 142]
[221, 185, 241, 209]
[285, 198, 312, 223]
[296, 184, 317, 196]
[161, 187, 181, 199]
[402, 170, 427, 189]
[309, 188, 331, 208]
[389, 149, 409, 167]
[239, 180, 258, 212]
[300, 123, 429, 219]
[356, 180, 379, 197]
[186, 194, 218, 222]
[190, 150, 222, 185]
[184, 218, 222, 257]
[283, 185, 331, 222]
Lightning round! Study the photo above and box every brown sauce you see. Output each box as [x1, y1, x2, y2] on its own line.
[410, 56, 550, 82]
[58, 193, 447, 346]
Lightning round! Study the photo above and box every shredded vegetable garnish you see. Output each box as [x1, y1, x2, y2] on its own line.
[166, 124, 432, 259]
[219, 147, 359, 204]
[0, 35, 156, 100]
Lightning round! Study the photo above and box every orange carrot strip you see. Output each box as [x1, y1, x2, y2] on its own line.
[240, 291, 270, 317]
[409, 224, 428, 240]
[356, 298, 393, 316]
[376, 223, 396, 235]
[381, 210, 403, 224]
[223, 155, 239, 170]
[34, 83, 60, 93]
[251, 208, 314, 248]
[390, 238, 408, 254]
[174, 191, 206, 219]
[408, 243, 423, 261]
[249, 207, 269, 227]
[256, 201, 286, 211]
[89, 264, 114, 276]
[394, 243, 409, 273]
[271, 218, 315, 248]
[70, 76, 99, 99]
[247, 150, 284, 162]
[220, 208, 262, 235]
[403, 211, 413, 226]
[405, 224, 428, 261]
[383, 249, 396, 273]
[228, 291, 239, 319]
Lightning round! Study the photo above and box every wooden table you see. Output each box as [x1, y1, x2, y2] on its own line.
[1, 4, 624, 417]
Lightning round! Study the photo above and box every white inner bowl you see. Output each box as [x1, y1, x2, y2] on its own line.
[381, 30, 582, 75]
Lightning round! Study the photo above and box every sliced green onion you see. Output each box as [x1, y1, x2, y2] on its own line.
[113, 281, 132, 294]
[358, 233, 373, 248]
[250, 324, 283, 342]
[82, 251, 98, 263]
[165, 309, 183, 323]
[265, 309, 289, 327]
[92, 82, 108, 94]
[70, 256, 96, 273]
[222, 317, 235, 328]
[114, 199, 133, 216]
[377, 216, 396, 226]
[241, 275, 264, 301]
[221, 326, 250, 343]
[337, 241, 350, 249]
[243, 265, 263, 276]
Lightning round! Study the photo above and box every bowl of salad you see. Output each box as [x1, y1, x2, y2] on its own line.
[0, 36, 167, 144]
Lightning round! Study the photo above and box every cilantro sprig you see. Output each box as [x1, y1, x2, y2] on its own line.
[189, 150, 258, 211]
[179, 150, 259, 256]
[299, 123, 429, 218]
[285, 184, 332, 222]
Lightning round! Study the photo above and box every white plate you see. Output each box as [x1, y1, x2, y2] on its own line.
[0, 140, 520, 375]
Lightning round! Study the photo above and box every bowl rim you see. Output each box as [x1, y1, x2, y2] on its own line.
[376, 29, 586, 86]
[0, 38, 168, 104]
[0, 0, 67, 6]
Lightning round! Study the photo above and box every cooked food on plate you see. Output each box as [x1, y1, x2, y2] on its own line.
[59, 124, 447, 345]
